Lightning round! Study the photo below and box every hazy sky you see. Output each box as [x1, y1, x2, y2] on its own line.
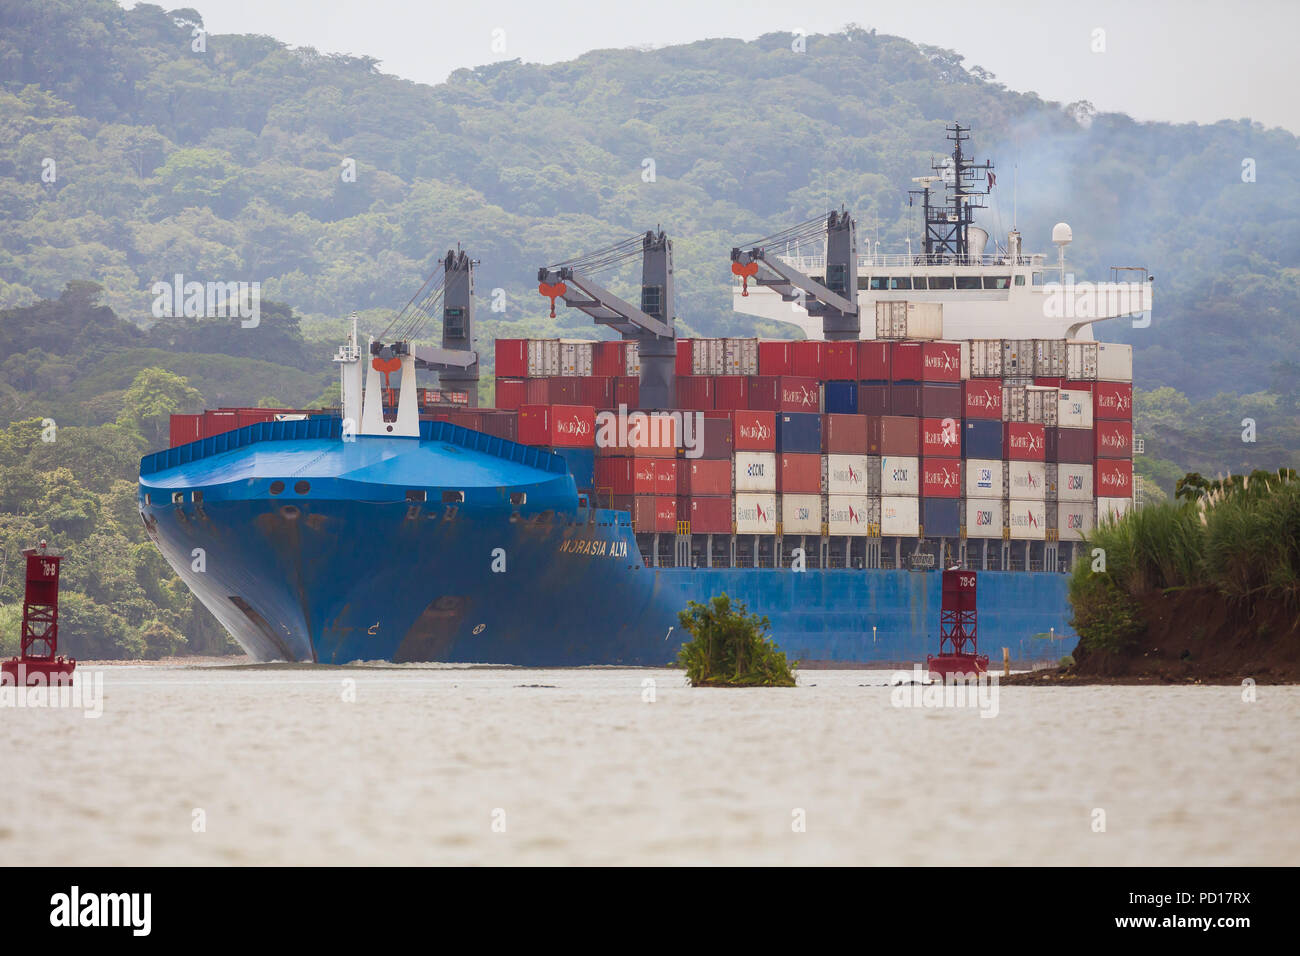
[139, 0, 1299, 133]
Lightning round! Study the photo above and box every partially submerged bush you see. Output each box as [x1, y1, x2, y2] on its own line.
[676, 593, 796, 687]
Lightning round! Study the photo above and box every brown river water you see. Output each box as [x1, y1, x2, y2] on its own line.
[1, 665, 1296, 865]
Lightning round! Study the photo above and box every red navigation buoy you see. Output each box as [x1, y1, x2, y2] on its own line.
[1, 541, 76, 687]
[926, 567, 988, 680]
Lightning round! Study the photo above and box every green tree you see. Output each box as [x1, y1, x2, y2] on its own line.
[115, 367, 202, 446]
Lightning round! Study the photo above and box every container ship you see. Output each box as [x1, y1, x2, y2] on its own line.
[139, 125, 1149, 666]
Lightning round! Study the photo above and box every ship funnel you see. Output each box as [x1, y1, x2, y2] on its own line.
[967, 225, 988, 260]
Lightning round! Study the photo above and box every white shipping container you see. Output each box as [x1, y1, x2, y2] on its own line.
[780, 494, 822, 534]
[1007, 498, 1048, 540]
[874, 301, 942, 339]
[733, 452, 777, 492]
[1097, 496, 1133, 523]
[958, 340, 971, 380]
[691, 338, 723, 376]
[964, 497, 1005, 538]
[1006, 460, 1048, 500]
[880, 495, 920, 536]
[824, 454, 874, 494]
[1054, 462, 1094, 502]
[1097, 342, 1133, 382]
[827, 495, 879, 536]
[879, 455, 919, 496]
[1034, 339, 1066, 377]
[1002, 338, 1036, 378]
[1002, 385, 1026, 422]
[1066, 340, 1099, 380]
[724, 337, 759, 375]
[1025, 386, 1059, 426]
[969, 339, 1004, 378]
[559, 339, 594, 377]
[964, 459, 1003, 497]
[734, 493, 778, 534]
[527, 339, 561, 377]
[624, 341, 640, 376]
[874, 301, 908, 339]
[1057, 388, 1094, 429]
[1056, 501, 1096, 541]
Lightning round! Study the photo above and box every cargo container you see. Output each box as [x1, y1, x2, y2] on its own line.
[517, 404, 595, 448]
[891, 342, 922, 381]
[495, 339, 528, 377]
[527, 339, 561, 377]
[1006, 460, 1048, 500]
[1004, 422, 1047, 461]
[757, 340, 793, 376]
[691, 338, 723, 376]
[685, 495, 732, 534]
[880, 455, 920, 495]
[962, 419, 1003, 460]
[858, 383, 890, 415]
[675, 376, 715, 411]
[875, 301, 942, 340]
[889, 383, 921, 417]
[573, 376, 614, 409]
[875, 415, 920, 456]
[1097, 496, 1134, 523]
[734, 493, 778, 534]
[968, 339, 1004, 378]
[1065, 340, 1098, 381]
[823, 342, 858, 380]
[610, 495, 676, 533]
[1052, 462, 1094, 502]
[824, 381, 859, 414]
[792, 341, 824, 378]
[480, 411, 519, 442]
[1053, 427, 1095, 464]
[595, 457, 657, 495]
[1033, 339, 1066, 377]
[922, 497, 961, 537]
[680, 458, 731, 496]
[825, 454, 876, 494]
[1095, 459, 1133, 497]
[1096, 420, 1133, 458]
[964, 459, 1002, 497]
[594, 340, 626, 378]
[920, 342, 962, 382]
[1056, 501, 1096, 542]
[963, 379, 1003, 419]
[780, 494, 822, 534]
[655, 460, 678, 497]
[725, 337, 759, 376]
[1007, 499, 1048, 540]
[170, 413, 202, 446]
[880, 496, 920, 536]
[775, 412, 822, 454]
[828, 495, 881, 536]
[922, 458, 962, 498]
[964, 497, 1004, 538]
[749, 375, 821, 413]
[733, 410, 776, 451]
[859, 341, 891, 381]
[560, 340, 594, 377]
[1056, 388, 1094, 429]
[778, 453, 821, 494]
[1025, 385, 1059, 425]
[918, 383, 962, 419]
[1097, 342, 1133, 382]
[697, 418, 735, 460]
[624, 341, 640, 376]
[822, 413, 868, 454]
[713, 375, 749, 411]
[1088, 382, 1134, 420]
[734, 451, 777, 491]
[495, 378, 527, 410]
[674, 339, 691, 377]
[920, 417, 963, 457]
[614, 376, 639, 409]
[1002, 338, 1036, 378]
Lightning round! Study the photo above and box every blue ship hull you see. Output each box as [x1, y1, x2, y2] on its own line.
[139, 418, 1076, 665]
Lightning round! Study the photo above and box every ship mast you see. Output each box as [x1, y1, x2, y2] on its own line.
[908, 123, 995, 262]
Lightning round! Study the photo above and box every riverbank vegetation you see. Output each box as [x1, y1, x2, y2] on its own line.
[676, 594, 796, 687]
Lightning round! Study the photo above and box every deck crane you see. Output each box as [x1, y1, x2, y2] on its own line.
[538, 230, 677, 410]
[730, 209, 860, 341]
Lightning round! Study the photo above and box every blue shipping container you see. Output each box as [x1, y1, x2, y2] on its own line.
[962, 419, 1003, 460]
[546, 446, 596, 490]
[823, 381, 859, 415]
[776, 412, 822, 453]
[922, 497, 961, 538]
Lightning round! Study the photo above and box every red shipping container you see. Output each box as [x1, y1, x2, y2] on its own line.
[1096, 420, 1133, 458]
[518, 404, 595, 448]
[495, 338, 528, 377]
[822, 341, 858, 379]
[611, 495, 676, 533]
[922, 458, 962, 498]
[713, 375, 750, 411]
[596, 458, 656, 494]
[479, 411, 519, 442]
[748, 375, 820, 413]
[963, 379, 1003, 419]
[891, 342, 923, 381]
[697, 417, 735, 459]
[236, 409, 277, 430]
[823, 413, 869, 453]
[170, 413, 202, 446]
[1054, 427, 1095, 464]
[574, 376, 614, 409]
[614, 376, 639, 409]
[686, 496, 732, 534]
[1095, 459, 1133, 497]
[733, 410, 776, 450]
[675, 339, 692, 377]
[920, 417, 962, 457]
[889, 383, 921, 417]
[1034, 376, 1066, 389]
[593, 341, 626, 378]
[921, 342, 962, 382]
[495, 378, 527, 411]
[778, 453, 821, 493]
[680, 459, 731, 496]
[653, 496, 678, 533]
[430, 410, 484, 431]
[1004, 422, 1047, 461]
[1093, 382, 1133, 420]
[758, 340, 793, 376]
[202, 409, 239, 437]
[792, 341, 824, 378]
[858, 383, 890, 415]
[524, 378, 550, 405]
[655, 459, 678, 496]
[675, 376, 715, 411]
[860, 341, 890, 381]
[919, 383, 962, 418]
[873, 415, 919, 456]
